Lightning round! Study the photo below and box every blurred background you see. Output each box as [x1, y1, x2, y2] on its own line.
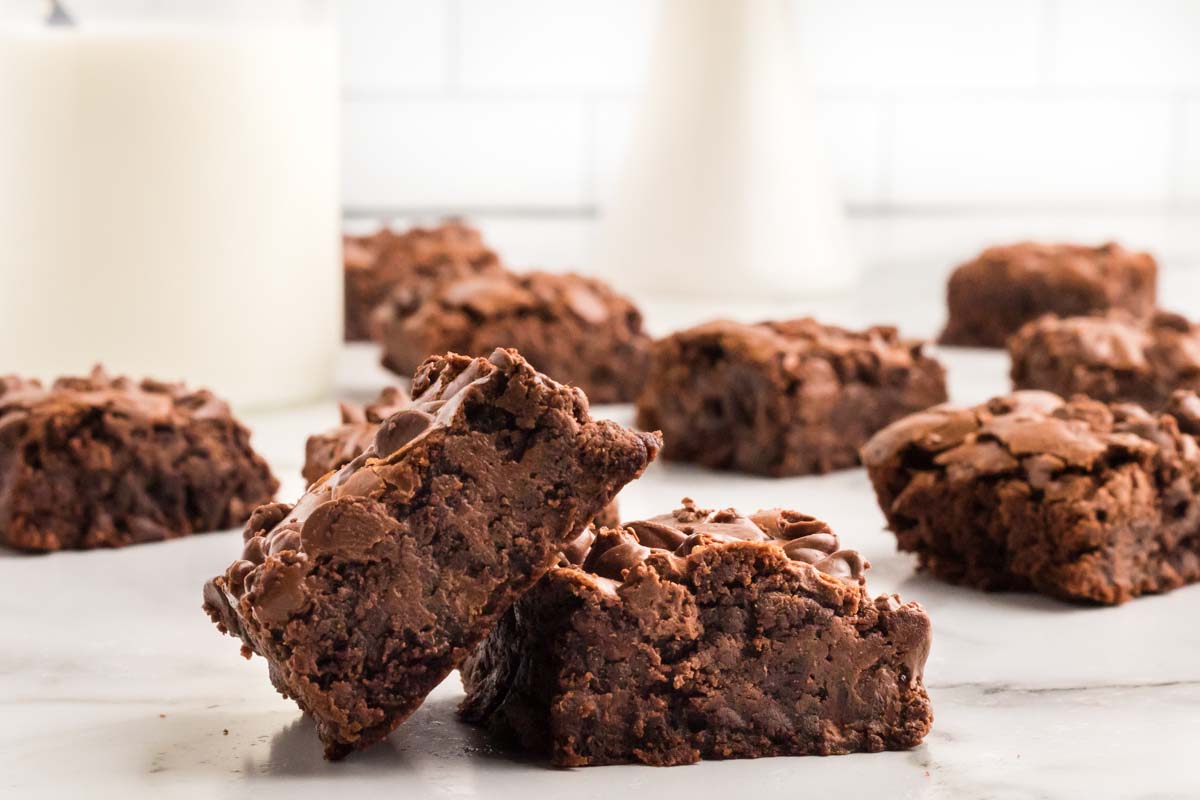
[342, 0, 1200, 270]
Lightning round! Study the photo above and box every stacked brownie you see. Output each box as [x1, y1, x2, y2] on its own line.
[0, 368, 277, 552]
[301, 383, 622, 525]
[461, 500, 933, 766]
[862, 391, 1200, 604]
[342, 220, 503, 341]
[939, 242, 1158, 348]
[204, 350, 660, 758]
[636, 318, 947, 475]
[1009, 311, 1200, 409]
[375, 270, 653, 403]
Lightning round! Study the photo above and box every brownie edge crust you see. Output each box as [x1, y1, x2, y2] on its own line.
[460, 501, 933, 767]
[203, 349, 660, 758]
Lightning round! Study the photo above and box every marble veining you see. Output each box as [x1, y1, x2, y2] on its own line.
[4, 290, 1200, 799]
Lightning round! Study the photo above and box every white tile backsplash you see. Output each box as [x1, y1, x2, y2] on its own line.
[1180, 100, 1200, 203]
[891, 96, 1174, 208]
[340, 0, 450, 92]
[1050, 0, 1200, 88]
[792, 0, 1045, 89]
[457, 0, 655, 92]
[342, 98, 589, 210]
[337, 0, 1200, 216]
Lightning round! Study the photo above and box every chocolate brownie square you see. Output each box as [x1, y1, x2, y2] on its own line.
[460, 500, 934, 766]
[302, 385, 621, 528]
[343, 220, 502, 341]
[1009, 311, 1200, 409]
[0, 368, 277, 552]
[939, 242, 1157, 348]
[203, 349, 660, 758]
[862, 391, 1200, 604]
[301, 387, 410, 484]
[635, 319, 947, 476]
[375, 271, 652, 403]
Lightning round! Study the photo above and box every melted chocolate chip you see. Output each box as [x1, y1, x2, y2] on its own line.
[574, 500, 866, 584]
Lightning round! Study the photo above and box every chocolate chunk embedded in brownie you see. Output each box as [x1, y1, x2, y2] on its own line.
[301, 387, 411, 484]
[204, 349, 660, 759]
[375, 271, 652, 403]
[343, 220, 503, 341]
[1009, 311, 1200, 409]
[635, 319, 947, 476]
[460, 500, 933, 766]
[939, 241, 1157, 348]
[0, 368, 277, 552]
[862, 391, 1200, 604]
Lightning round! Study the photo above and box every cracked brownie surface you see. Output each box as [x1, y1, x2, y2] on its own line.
[460, 500, 933, 766]
[939, 241, 1157, 348]
[204, 349, 660, 759]
[375, 270, 652, 403]
[342, 220, 502, 341]
[634, 318, 947, 476]
[0, 367, 277, 552]
[1009, 311, 1200, 409]
[862, 391, 1200, 603]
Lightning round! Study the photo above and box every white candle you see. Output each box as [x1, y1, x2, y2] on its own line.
[0, 13, 340, 408]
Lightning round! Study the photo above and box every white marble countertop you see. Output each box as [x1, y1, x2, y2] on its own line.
[5, 281, 1200, 800]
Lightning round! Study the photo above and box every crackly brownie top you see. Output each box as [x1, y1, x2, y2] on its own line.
[344, 220, 501, 279]
[561, 499, 867, 585]
[958, 241, 1155, 282]
[663, 318, 933, 378]
[381, 270, 644, 329]
[1009, 311, 1200, 374]
[214, 349, 594, 616]
[0, 366, 231, 426]
[862, 391, 1198, 486]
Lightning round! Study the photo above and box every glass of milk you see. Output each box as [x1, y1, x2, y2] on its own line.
[0, 0, 340, 408]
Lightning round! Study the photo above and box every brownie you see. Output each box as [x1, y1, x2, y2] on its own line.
[342, 220, 503, 341]
[0, 368, 277, 552]
[203, 349, 660, 758]
[460, 500, 934, 766]
[375, 270, 652, 403]
[1009, 311, 1200, 409]
[861, 391, 1200, 604]
[302, 384, 621, 526]
[634, 319, 948, 476]
[301, 387, 410, 484]
[939, 241, 1157, 348]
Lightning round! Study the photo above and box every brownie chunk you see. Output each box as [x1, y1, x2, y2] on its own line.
[375, 271, 652, 403]
[1009, 311, 1200, 409]
[0, 368, 277, 552]
[302, 384, 621, 527]
[635, 319, 947, 476]
[460, 500, 934, 766]
[301, 387, 410, 484]
[862, 391, 1200, 604]
[939, 241, 1157, 348]
[203, 349, 660, 759]
[343, 220, 502, 341]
